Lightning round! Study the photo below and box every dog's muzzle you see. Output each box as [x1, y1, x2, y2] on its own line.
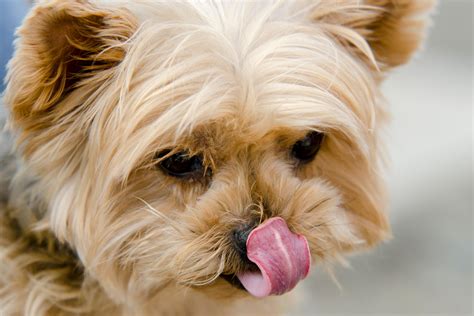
[222, 217, 311, 297]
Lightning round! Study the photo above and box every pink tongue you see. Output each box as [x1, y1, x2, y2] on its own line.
[236, 217, 311, 298]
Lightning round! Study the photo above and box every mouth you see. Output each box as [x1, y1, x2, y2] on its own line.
[220, 261, 259, 292]
[220, 273, 245, 290]
[222, 217, 311, 297]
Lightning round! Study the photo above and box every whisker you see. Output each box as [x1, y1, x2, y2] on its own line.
[135, 196, 182, 231]
[303, 197, 331, 215]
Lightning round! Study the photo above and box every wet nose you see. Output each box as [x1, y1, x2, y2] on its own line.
[231, 224, 254, 262]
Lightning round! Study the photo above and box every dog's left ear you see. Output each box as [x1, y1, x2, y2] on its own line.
[312, 0, 435, 70]
[5, 0, 137, 134]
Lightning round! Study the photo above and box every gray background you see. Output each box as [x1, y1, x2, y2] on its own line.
[1, 0, 472, 315]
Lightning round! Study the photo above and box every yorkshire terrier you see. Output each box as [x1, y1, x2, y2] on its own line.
[0, 0, 433, 315]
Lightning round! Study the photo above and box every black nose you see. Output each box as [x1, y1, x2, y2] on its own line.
[231, 224, 254, 263]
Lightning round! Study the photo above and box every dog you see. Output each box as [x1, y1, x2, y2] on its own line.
[0, 0, 433, 315]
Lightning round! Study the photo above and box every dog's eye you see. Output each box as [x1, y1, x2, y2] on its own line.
[291, 131, 324, 163]
[156, 150, 207, 179]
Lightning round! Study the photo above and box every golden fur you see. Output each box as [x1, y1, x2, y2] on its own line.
[1, 0, 433, 315]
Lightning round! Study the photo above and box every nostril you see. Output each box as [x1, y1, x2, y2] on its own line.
[231, 224, 254, 262]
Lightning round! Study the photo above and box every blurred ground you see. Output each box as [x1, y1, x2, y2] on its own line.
[293, 1, 473, 315]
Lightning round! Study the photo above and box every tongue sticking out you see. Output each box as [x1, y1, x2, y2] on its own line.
[236, 217, 311, 298]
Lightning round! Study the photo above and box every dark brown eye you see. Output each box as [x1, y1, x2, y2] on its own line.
[155, 150, 209, 179]
[291, 131, 324, 163]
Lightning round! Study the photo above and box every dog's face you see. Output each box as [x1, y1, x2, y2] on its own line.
[5, 0, 432, 304]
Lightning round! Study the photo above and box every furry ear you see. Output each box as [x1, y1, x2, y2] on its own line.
[5, 0, 136, 130]
[312, 0, 435, 69]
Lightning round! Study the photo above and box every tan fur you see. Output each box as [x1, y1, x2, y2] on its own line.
[1, 0, 434, 315]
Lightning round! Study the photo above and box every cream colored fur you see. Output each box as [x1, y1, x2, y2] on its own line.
[1, 0, 433, 315]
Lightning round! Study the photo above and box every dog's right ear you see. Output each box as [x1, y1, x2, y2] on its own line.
[311, 0, 434, 71]
[4, 0, 137, 134]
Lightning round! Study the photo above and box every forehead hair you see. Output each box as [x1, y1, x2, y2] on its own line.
[87, 0, 379, 168]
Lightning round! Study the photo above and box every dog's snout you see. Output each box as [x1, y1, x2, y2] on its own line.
[231, 224, 254, 261]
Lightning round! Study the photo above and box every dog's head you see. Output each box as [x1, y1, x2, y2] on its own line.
[5, 0, 433, 304]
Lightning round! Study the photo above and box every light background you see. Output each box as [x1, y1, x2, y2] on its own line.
[1, 1, 472, 315]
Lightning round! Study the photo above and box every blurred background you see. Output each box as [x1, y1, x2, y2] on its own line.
[1, 0, 472, 315]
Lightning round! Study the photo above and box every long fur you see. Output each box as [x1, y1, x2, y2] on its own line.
[1, 0, 434, 315]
